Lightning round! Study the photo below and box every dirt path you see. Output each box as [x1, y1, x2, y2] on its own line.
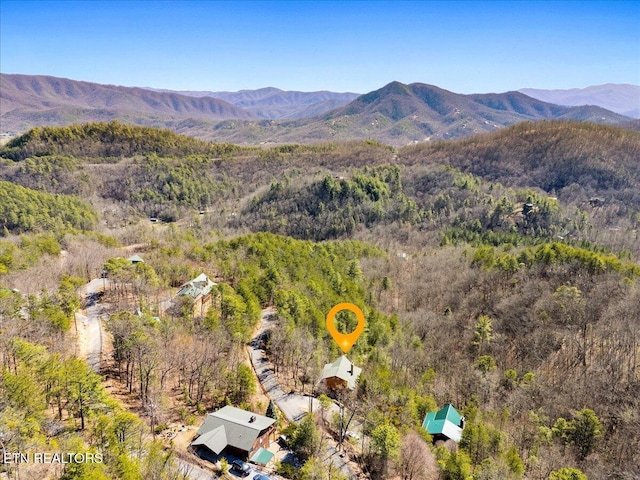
[75, 277, 220, 479]
[75, 278, 111, 372]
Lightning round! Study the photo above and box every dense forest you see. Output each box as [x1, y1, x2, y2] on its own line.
[0, 121, 639, 480]
[401, 121, 640, 220]
[0, 181, 97, 235]
[243, 166, 419, 240]
[1, 121, 245, 161]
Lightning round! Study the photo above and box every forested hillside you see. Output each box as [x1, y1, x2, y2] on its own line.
[1, 120, 244, 161]
[400, 121, 640, 212]
[243, 166, 419, 240]
[1, 120, 639, 480]
[0, 181, 97, 235]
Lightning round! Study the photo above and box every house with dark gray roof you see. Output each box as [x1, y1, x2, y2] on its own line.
[191, 406, 275, 462]
[320, 355, 362, 390]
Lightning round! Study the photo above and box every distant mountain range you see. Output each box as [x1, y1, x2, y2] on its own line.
[145, 86, 360, 119]
[0, 74, 634, 145]
[0, 74, 254, 135]
[519, 84, 640, 119]
[314, 81, 630, 141]
[202, 81, 630, 145]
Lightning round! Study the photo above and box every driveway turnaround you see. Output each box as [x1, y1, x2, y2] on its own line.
[248, 309, 358, 479]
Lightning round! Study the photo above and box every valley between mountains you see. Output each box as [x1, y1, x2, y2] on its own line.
[2, 74, 636, 146]
[0, 114, 639, 480]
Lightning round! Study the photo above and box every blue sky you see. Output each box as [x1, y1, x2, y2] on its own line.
[1, 1, 638, 94]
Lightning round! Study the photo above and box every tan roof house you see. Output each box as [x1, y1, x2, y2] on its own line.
[320, 355, 362, 391]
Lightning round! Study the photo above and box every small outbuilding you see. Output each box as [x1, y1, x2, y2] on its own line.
[127, 254, 145, 264]
[422, 404, 465, 443]
[320, 355, 362, 391]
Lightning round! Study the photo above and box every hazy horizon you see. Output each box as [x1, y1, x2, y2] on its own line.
[1, 1, 638, 94]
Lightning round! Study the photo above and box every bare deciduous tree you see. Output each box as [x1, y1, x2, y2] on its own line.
[398, 431, 439, 480]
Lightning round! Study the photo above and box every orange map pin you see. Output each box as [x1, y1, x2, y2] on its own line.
[326, 302, 365, 353]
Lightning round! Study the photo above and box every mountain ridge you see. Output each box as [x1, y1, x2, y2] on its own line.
[519, 83, 640, 118]
[144, 86, 360, 119]
[305, 82, 631, 144]
[1, 74, 632, 145]
[0, 73, 256, 135]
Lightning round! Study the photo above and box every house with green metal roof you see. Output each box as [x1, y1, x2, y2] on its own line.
[191, 406, 275, 463]
[422, 404, 465, 443]
[177, 273, 216, 317]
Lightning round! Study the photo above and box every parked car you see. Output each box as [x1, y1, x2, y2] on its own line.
[346, 430, 361, 441]
[231, 459, 251, 476]
[253, 475, 270, 480]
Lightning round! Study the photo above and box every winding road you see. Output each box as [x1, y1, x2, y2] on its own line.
[73, 281, 357, 478]
[249, 309, 357, 479]
[74, 279, 217, 479]
[249, 308, 320, 423]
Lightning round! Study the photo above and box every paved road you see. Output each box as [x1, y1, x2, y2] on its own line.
[249, 309, 358, 479]
[176, 459, 216, 480]
[323, 444, 356, 478]
[249, 308, 319, 423]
